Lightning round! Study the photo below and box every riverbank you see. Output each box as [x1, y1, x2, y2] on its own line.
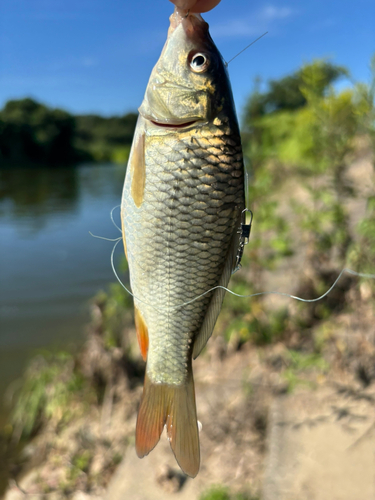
[2, 144, 374, 499]
[0, 128, 375, 500]
[2, 275, 375, 499]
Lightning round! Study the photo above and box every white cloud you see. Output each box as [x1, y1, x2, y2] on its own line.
[260, 6, 294, 21]
[211, 4, 296, 39]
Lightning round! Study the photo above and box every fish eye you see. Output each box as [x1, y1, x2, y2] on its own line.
[189, 52, 209, 73]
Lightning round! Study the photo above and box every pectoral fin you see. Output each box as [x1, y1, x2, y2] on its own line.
[129, 130, 146, 208]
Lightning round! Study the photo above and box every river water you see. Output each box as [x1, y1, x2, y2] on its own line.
[0, 163, 127, 418]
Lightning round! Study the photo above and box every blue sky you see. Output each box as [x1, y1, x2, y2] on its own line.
[0, 0, 374, 119]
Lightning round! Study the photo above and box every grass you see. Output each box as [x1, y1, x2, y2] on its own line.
[282, 350, 329, 392]
[199, 485, 260, 500]
[10, 351, 94, 441]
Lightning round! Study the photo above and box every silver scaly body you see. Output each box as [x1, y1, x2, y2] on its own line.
[121, 8, 245, 477]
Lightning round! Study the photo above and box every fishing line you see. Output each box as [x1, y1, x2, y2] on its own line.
[107, 233, 375, 312]
[110, 205, 122, 233]
[88, 205, 122, 241]
[89, 232, 122, 242]
[91, 208, 375, 313]
[244, 167, 250, 209]
[225, 32, 268, 66]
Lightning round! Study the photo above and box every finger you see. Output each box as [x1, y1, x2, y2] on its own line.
[190, 0, 221, 13]
[169, 0, 221, 14]
[168, 0, 197, 10]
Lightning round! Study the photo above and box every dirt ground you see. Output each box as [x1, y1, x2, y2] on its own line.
[4, 331, 375, 500]
[263, 385, 375, 500]
[4, 341, 269, 499]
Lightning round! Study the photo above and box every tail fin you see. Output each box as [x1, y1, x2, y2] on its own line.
[135, 371, 200, 477]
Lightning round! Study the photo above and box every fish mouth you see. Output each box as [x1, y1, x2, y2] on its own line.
[150, 119, 198, 129]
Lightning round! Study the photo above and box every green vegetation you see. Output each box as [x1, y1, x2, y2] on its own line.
[348, 195, 375, 287]
[243, 60, 348, 168]
[200, 485, 259, 500]
[282, 350, 329, 392]
[1, 281, 138, 496]
[0, 98, 137, 166]
[347, 55, 375, 288]
[75, 113, 136, 163]
[219, 60, 375, 416]
[200, 485, 231, 500]
[94, 281, 133, 350]
[8, 275, 137, 443]
[217, 56, 375, 379]
[10, 351, 95, 441]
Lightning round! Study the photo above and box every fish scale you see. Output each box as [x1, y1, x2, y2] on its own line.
[122, 122, 242, 384]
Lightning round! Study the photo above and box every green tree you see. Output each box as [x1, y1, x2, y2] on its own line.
[0, 98, 138, 166]
[0, 98, 78, 165]
[245, 60, 348, 120]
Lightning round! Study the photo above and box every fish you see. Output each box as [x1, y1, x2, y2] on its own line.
[121, 6, 245, 477]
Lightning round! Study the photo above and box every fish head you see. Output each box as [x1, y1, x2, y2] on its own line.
[139, 8, 235, 128]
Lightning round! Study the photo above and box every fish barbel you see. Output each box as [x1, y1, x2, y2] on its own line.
[121, 7, 245, 477]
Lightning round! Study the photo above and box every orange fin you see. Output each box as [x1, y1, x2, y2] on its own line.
[166, 370, 200, 477]
[134, 306, 149, 361]
[136, 371, 200, 477]
[136, 374, 166, 458]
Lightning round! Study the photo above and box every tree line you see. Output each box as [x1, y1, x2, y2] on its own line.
[0, 98, 137, 167]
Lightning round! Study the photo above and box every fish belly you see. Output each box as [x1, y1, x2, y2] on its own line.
[122, 121, 244, 385]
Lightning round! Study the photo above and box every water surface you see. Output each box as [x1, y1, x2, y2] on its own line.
[0, 164, 126, 416]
